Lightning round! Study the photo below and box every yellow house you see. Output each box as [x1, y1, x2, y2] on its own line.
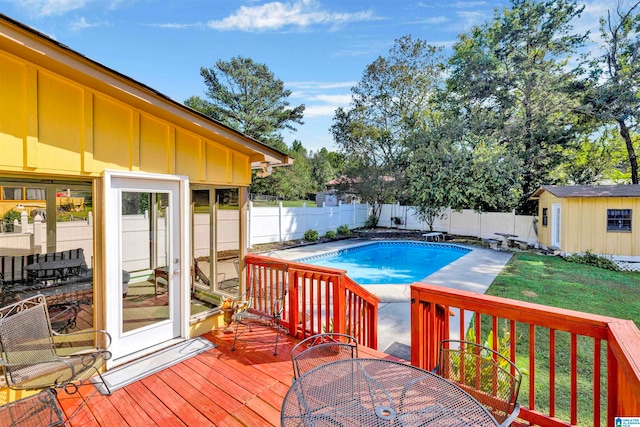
[531, 185, 640, 260]
[0, 11, 290, 383]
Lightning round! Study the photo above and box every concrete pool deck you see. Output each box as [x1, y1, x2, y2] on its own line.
[266, 239, 513, 359]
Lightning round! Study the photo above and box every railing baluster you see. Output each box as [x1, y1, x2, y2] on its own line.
[550, 328, 556, 418]
[529, 323, 536, 411]
[571, 333, 578, 425]
[594, 338, 601, 427]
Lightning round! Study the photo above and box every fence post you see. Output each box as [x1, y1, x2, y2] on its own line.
[352, 198, 356, 229]
[247, 201, 253, 249]
[303, 202, 307, 235]
[278, 201, 283, 243]
[33, 214, 45, 254]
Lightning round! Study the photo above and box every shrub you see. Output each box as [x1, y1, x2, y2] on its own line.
[304, 229, 319, 241]
[1, 210, 22, 232]
[364, 214, 378, 228]
[564, 251, 619, 271]
[325, 230, 337, 239]
[337, 224, 350, 236]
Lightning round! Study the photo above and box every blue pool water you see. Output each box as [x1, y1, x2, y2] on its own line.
[296, 241, 471, 284]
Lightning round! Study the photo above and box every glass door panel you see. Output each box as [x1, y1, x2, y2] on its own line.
[121, 191, 170, 333]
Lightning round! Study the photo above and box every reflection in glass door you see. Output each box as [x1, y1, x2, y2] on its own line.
[121, 191, 170, 332]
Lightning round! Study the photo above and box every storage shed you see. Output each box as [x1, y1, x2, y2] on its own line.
[530, 185, 640, 261]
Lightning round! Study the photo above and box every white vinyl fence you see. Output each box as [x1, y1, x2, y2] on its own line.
[1, 203, 538, 262]
[378, 204, 537, 244]
[248, 201, 370, 246]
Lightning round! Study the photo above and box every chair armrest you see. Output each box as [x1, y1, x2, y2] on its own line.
[499, 402, 520, 427]
[52, 328, 112, 351]
[0, 357, 77, 377]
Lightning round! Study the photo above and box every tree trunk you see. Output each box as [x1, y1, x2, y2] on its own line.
[618, 119, 639, 184]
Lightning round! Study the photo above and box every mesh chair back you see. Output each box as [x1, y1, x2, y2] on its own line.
[0, 294, 111, 391]
[0, 296, 60, 389]
[232, 262, 288, 356]
[438, 340, 522, 425]
[291, 333, 359, 379]
[245, 263, 287, 318]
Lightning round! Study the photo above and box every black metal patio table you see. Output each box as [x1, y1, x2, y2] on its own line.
[281, 358, 499, 427]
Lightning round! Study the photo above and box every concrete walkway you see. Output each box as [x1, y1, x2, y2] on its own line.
[267, 239, 513, 359]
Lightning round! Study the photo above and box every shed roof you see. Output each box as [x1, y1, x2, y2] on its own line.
[530, 185, 640, 199]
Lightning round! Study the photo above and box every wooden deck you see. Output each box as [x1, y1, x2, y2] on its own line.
[56, 329, 403, 426]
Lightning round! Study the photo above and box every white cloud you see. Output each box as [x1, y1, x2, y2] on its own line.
[20, 0, 86, 17]
[312, 94, 352, 104]
[304, 104, 341, 117]
[288, 81, 356, 90]
[70, 16, 108, 31]
[206, 0, 377, 32]
[410, 16, 449, 25]
[456, 10, 488, 28]
[453, 1, 488, 8]
[150, 22, 205, 30]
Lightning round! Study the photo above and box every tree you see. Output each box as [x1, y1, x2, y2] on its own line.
[446, 0, 589, 213]
[559, 128, 628, 184]
[309, 148, 336, 191]
[407, 112, 521, 230]
[249, 140, 315, 199]
[407, 127, 467, 231]
[331, 35, 445, 223]
[587, 1, 640, 184]
[185, 56, 305, 151]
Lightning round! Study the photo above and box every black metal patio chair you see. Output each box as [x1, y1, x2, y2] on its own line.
[291, 333, 359, 380]
[0, 294, 112, 423]
[231, 261, 288, 356]
[436, 339, 522, 427]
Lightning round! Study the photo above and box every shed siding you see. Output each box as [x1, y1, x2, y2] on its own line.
[0, 49, 251, 185]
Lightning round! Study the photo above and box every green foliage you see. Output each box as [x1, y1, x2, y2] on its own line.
[559, 128, 629, 184]
[185, 56, 304, 147]
[446, 0, 588, 213]
[337, 225, 350, 236]
[331, 35, 446, 223]
[364, 214, 378, 229]
[303, 229, 319, 241]
[1, 210, 21, 232]
[564, 251, 619, 271]
[310, 148, 338, 191]
[324, 230, 337, 239]
[587, 1, 640, 184]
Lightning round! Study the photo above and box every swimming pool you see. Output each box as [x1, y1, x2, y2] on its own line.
[296, 241, 471, 284]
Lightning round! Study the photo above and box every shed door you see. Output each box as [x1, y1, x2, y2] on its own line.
[551, 203, 561, 248]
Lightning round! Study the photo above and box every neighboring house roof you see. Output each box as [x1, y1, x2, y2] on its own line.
[0, 13, 290, 169]
[530, 185, 640, 199]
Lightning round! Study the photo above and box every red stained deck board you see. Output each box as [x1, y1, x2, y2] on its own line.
[55, 330, 400, 426]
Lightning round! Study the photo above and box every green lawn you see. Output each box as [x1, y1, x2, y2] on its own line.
[488, 252, 640, 325]
[482, 253, 639, 425]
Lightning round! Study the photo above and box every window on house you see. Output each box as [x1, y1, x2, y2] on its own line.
[607, 209, 632, 232]
[542, 208, 548, 226]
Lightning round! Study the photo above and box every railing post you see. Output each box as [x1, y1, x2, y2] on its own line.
[287, 269, 299, 337]
[332, 275, 346, 335]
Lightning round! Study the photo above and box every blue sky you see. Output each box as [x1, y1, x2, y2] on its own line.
[0, 0, 609, 152]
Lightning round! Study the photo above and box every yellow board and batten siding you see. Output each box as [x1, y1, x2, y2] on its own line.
[536, 189, 640, 257]
[0, 38, 250, 185]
